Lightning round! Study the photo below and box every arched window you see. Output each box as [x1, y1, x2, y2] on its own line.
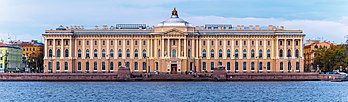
[155, 62, 158, 71]
[211, 49, 214, 58]
[48, 62, 52, 70]
[267, 62, 270, 70]
[142, 50, 146, 58]
[227, 49, 231, 58]
[279, 49, 283, 57]
[259, 62, 263, 70]
[235, 49, 239, 58]
[78, 62, 81, 70]
[172, 49, 176, 58]
[86, 62, 89, 71]
[118, 62, 122, 68]
[235, 62, 239, 71]
[158, 50, 160, 58]
[48, 49, 53, 57]
[243, 62, 247, 70]
[94, 62, 97, 70]
[65, 49, 69, 57]
[78, 50, 82, 58]
[56, 62, 60, 70]
[118, 49, 122, 58]
[134, 49, 138, 58]
[251, 49, 255, 58]
[219, 49, 222, 58]
[126, 62, 130, 68]
[94, 49, 98, 57]
[211, 62, 214, 70]
[64, 62, 68, 70]
[259, 50, 262, 58]
[188, 49, 191, 58]
[251, 62, 255, 70]
[134, 62, 138, 70]
[126, 49, 130, 58]
[296, 62, 300, 70]
[203, 62, 206, 70]
[86, 50, 90, 58]
[267, 50, 271, 58]
[142, 62, 146, 70]
[243, 49, 247, 58]
[288, 61, 291, 71]
[295, 49, 299, 58]
[227, 62, 231, 70]
[110, 50, 114, 58]
[102, 62, 105, 70]
[202, 50, 206, 58]
[280, 62, 283, 70]
[56, 49, 60, 57]
[287, 49, 291, 57]
[110, 62, 114, 70]
[102, 49, 106, 57]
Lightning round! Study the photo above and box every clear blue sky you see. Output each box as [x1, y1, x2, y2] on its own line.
[0, 0, 347, 43]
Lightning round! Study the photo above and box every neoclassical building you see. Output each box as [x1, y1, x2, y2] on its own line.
[43, 8, 305, 73]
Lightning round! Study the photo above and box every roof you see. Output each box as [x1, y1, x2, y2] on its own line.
[157, 8, 192, 27]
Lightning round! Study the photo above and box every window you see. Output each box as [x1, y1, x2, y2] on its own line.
[56, 62, 60, 70]
[287, 49, 291, 57]
[236, 41, 238, 46]
[65, 40, 68, 45]
[172, 49, 176, 57]
[202, 50, 206, 58]
[211, 41, 214, 46]
[56, 49, 60, 57]
[211, 62, 214, 70]
[102, 50, 106, 57]
[287, 40, 291, 46]
[243, 50, 247, 58]
[94, 49, 98, 57]
[227, 50, 231, 58]
[134, 49, 138, 58]
[78, 41, 81, 46]
[279, 49, 283, 57]
[243, 62, 247, 70]
[267, 50, 271, 58]
[259, 50, 262, 58]
[118, 40, 122, 45]
[155, 62, 158, 71]
[118, 62, 122, 68]
[86, 62, 89, 71]
[203, 62, 206, 70]
[57, 40, 60, 45]
[294, 49, 299, 58]
[203, 41, 206, 46]
[110, 62, 114, 70]
[243, 41, 246, 46]
[280, 62, 283, 70]
[142, 50, 146, 58]
[48, 62, 52, 70]
[134, 62, 138, 70]
[86, 41, 89, 46]
[296, 41, 299, 46]
[158, 40, 160, 45]
[267, 41, 270, 46]
[127, 40, 130, 45]
[86, 50, 90, 58]
[260, 41, 262, 46]
[143, 40, 146, 45]
[78, 62, 81, 71]
[188, 49, 191, 58]
[94, 40, 97, 45]
[111, 40, 114, 45]
[219, 62, 222, 66]
[280, 41, 283, 46]
[288, 61, 291, 71]
[188, 40, 190, 46]
[49, 40, 52, 45]
[267, 62, 270, 70]
[259, 62, 263, 70]
[94, 62, 97, 70]
[251, 41, 254, 46]
[235, 62, 239, 71]
[126, 49, 130, 58]
[190, 62, 193, 71]
[64, 62, 68, 70]
[219, 49, 222, 58]
[235, 50, 239, 58]
[173, 40, 175, 45]
[102, 40, 105, 45]
[211, 49, 214, 58]
[227, 41, 230, 46]
[251, 62, 255, 70]
[118, 49, 122, 58]
[110, 50, 114, 58]
[227, 62, 231, 70]
[296, 62, 300, 70]
[219, 40, 222, 46]
[65, 49, 69, 57]
[143, 62, 146, 70]
[158, 50, 160, 58]
[251, 49, 255, 58]
[78, 50, 82, 58]
[135, 40, 138, 45]
[49, 49, 53, 57]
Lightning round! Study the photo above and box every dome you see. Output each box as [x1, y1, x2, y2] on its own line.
[56, 25, 66, 30]
[157, 8, 192, 27]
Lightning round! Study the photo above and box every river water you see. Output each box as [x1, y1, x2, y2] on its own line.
[0, 81, 347, 102]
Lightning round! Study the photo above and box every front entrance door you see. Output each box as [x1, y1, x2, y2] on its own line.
[171, 64, 177, 74]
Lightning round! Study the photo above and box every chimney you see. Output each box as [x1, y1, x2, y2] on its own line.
[249, 25, 253, 30]
[237, 25, 240, 30]
[255, 25, 260, 30]
[241, 25, 244, 30]
[268, 25, 273, 30]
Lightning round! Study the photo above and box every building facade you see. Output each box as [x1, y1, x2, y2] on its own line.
[43, 8, 305, 73]
[303, 40, 333, 71]
[11, 40, 44, 72]
[0, 43, 24, 72]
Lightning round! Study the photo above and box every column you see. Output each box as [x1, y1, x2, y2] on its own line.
[150, 39, 153, 58]
[239, 39, 242, 59]
[276, 39, 279, 59]
[82, 39, 85, 59]
[231, 39, 234, 59]
[178, 39, 181, 57]
[263, 39, 266, 59]
[184, 38, 187, 57]
[199, 39, 202, 58]
[300, 38, 303, 58]
[256, 39, 259, 58]
[131, 39, 134, 59]
[52, 39, 55, 58]
[154, 39, 157, 58]
[284, 39, 287, 59]
[90, 39, 93, 59]
[292, 39, 295, 59]
[167, 39, 170, 58]
[69, 39, 72, 58]
[98, 39, 101, 59]
[207, 39, 210, 59]
[122, 39, 126, 59]
[139, 39, 142, 59]
[195, 39, 199, 58]
[161, 38, 164, 58]
[223, 39, 226, 59]
[247, 39, 250, 59]
[107, 39, 110, 59]
[60, 39, 64, 59]
[44, 39, 48, 59]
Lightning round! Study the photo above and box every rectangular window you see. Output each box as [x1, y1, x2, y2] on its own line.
[57, 40, 60, 45]
[211, 41, 214, 46]
[219, 40, 222, 46]
[143, 40, 146, 45]
[111, 40, 114, 45]
[158, 40, 160, 45]
[118, 40, 122, 45]
[127, 40, 130, 45]
[102, 40, 106, 45]
[203, 41, 206, 46]
[236, 41, 238, 46]
[78, 41, 81, 46]
[251, 41, 254, 46]
[65, 40, 68, 45]
[173, 40, 176, 45]
[135, 40, 138, 45]
[260, 41, 262, 46]
[188, 40, 190, 46]
[267, 41, 270, 46]
[296, 41, 299, 46]
[86, 41, 89, 46]
[287, 40, 291, 46]
[49, 40, 52, 45]
[94, 40, 97, 45]
[227, 41, 230, 46]
[244, 41, 246, 46]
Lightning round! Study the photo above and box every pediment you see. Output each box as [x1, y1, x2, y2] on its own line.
[164, 28, 185, 35]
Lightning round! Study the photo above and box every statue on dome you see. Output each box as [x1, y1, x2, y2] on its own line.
[172, 8, 178, 16]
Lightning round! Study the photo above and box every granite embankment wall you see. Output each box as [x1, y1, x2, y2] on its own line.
[0, 73, 338, 81]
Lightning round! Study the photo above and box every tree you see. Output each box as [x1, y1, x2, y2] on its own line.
[314, 45, 348, 72]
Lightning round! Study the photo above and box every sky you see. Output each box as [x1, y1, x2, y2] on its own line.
[0, 0, 348, 44]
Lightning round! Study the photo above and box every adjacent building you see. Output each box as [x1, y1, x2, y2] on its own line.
[0, 43, 25, 72]
[303, 39, 334, 71]
[43, 8, 305, 73]
[11, 40, 44, 72]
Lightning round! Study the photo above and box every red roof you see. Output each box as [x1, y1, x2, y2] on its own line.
[0, 43, 8, 47]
